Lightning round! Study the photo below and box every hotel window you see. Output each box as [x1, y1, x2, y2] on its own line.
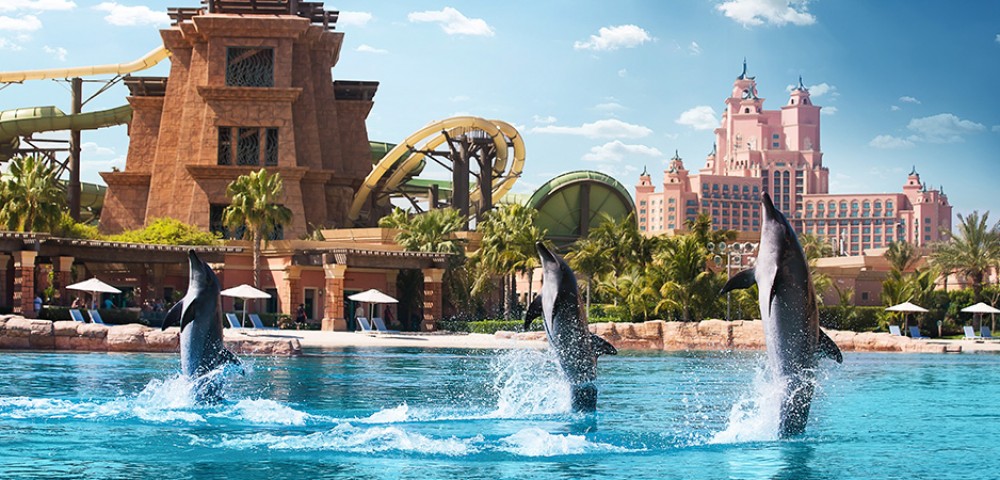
[668, 198, 675, 203]
[226, 47, 275, 87]
[218, 127, 279, 166]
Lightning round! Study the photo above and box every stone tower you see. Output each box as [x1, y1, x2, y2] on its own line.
[100, 1, 378, 238]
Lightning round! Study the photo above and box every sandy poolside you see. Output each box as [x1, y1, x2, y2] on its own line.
[227, 329, 1000, 354]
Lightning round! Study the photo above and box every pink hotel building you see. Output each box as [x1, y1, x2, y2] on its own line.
[635, 63, 952, 255]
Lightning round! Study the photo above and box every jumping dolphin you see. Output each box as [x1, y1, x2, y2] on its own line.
[721, 192, 842, 437]
[162, 251, 241, 393]
[525, 242, 617, 412]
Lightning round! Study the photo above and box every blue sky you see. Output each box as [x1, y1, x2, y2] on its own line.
[0, 0, 998, 222]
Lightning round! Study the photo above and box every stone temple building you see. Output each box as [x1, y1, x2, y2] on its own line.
[100, 1, 377, 239]
[635, 61, 952, 256]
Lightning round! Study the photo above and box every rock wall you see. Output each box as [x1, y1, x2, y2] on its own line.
[510, 319, 951, 354]
[0, 315, 301, 356]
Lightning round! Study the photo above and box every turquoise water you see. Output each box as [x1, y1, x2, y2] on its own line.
[0, 346, 997, 479]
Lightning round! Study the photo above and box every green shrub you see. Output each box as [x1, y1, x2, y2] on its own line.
[819, 305, 881, 332]
[107, 217, 221, 245]
[54, 213, 101, 239]
[467, 319, 543, 334]
[436, 318, 470, 332]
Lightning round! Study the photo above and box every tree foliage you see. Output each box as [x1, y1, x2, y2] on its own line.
[931, 211, 1000, 302]
[107, 217, 220, 245]
[0, 155, 65, 232]
[223, 169, 293, 288]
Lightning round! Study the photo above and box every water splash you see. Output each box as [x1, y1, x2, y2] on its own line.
[490, 348, 572, 417]
[498, 427, 631, 457]
[216, 399, 313, 426]
[220, 423, 484, 456]
[363, 403, 410, 423]
[710, 364, 784, 444]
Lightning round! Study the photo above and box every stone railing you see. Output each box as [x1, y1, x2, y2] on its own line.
[505, 319, 953, 354]
[0, 315, 301, 356]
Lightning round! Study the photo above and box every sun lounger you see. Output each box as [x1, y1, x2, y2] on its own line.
[249, 313, 278, 330]
[371, 317, 399, 334]
[225, 313, 243, 329]
[355, 317, 374, 333]
[981, 326, 997, 340]
[87, 309, 106, 325]
[69, 309, 87, 323]
[909, 326, 928, 339]
[964, 326, 981, 340]
[889, 325, 902, 336]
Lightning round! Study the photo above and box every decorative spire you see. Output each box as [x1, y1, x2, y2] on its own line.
[673, 149, 681, 160]
[909, 165, 918, 176]
[737, 58, 754, 80]
[641, 165, 648, 176]
[922, 182, 927, 192]
[939, 185, 945, 195]
[794, 75, 806, 91]
[709, 142, 717, 156]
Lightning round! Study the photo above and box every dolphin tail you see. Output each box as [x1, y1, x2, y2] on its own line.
[719, 268, 756, 294]
[524, 294, 542, 331]
[590, 334, 618, 356]
[818, 329, 844, 363]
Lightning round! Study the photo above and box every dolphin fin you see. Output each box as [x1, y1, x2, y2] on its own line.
[524, 294, 542, 331]
[720, 268, 756, 294]
[161, 301, 183, 331]
[591, 334, 618, 356]
[178, 303, 198, 332]
[818, 330, 843, 363]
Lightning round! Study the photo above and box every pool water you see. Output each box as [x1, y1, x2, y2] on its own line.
[0, 346, 996, 479]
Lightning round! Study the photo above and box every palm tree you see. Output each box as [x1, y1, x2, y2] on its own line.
[885, 240, 919, 273]
[931, 211, 1000, 302]
[0, 155, 64, 232]
[379, 207, 466, 255]
[654, 234, 724, 321]
[222, 168, 293, 288]
[472, 204, 545, 319]
[565, 237, 613, 319]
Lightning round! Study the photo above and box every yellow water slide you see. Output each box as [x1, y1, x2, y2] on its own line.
[0, 46, 171, 161]
[348, 116, 525, 223]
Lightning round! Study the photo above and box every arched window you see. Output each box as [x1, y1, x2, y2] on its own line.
[874, 200, 882, 209]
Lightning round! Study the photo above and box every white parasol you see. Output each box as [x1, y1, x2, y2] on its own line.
[961, 302, 1000, 331]
[348, 289, 398, 328]
[220, 284, 271, 327]
[885, 301, 928, 336]
[66, 278, 122, 309]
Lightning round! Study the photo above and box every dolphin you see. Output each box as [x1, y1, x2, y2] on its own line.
[525, 242, 617, 412]
[162, 250, 241, 394]
[721, 192, 842, 438]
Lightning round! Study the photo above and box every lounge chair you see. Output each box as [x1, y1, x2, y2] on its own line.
[225, 313, 243, 329]
[355, 317, 374, 333]
[982, 326, 997, 340]
[69, 309, 87, 323]
[371, 317, 399, 334]
[964, 326, 981, 340]
[909, 326, 928, 339]
[87, 309, 106, 325]
[249, 313, 278, 330]
[889, 325, 902, 336]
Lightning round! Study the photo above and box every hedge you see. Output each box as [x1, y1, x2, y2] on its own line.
[818, 305, 881, 332]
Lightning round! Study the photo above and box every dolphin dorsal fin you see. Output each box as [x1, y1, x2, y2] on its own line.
[524, 294, 542, 331]
[818, 330, 843, 363]
[720, 268, 756, 294]
[161, 301, 183, 331]
[591, 334, 618, 357]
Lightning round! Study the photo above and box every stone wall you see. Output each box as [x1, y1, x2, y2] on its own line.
[509, 319, 952, 354]
[0, 315, 301, 355]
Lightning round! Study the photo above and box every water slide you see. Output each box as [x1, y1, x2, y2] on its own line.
[0, 47, 171, 161]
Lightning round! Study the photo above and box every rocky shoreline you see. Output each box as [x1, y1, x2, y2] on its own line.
[0, 315, 301, 356]
[501, 319, 961, 354]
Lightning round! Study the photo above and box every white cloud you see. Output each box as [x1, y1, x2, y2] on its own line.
[618, 68, 628, 77]
[821, 106, 837, 115]
[582, 140, 662, 163]
[0, 38, 22, 50]
[869, 135, 914, 149]
[890, 105, 901, 111]
[449, 95, 470, 102]
[594, 102, 624, 112]
[0, 0, 75, 12]
[993, 125, 1000, 133]
[356, 44, 387, 54]
[82, 141, 115, 156]
[899, 96, 920, 104]
[675, 105, 718, 130]
[995, 34, 999, 44]
[531, 118, 652, 139]
[688, 41, 702, 55]
[716, 0, 816, 27]
[786, 81, 836, 98]
[574, 24, 651, 51]
[0, 15, 42, 31]
[907, 113, 985, 143]
[532, 115, 557, 124]
[43, 45, 66, 61]
[338, 11, 372, 27]
[408, 7, 494, 37]
[93, 2, 169, 26]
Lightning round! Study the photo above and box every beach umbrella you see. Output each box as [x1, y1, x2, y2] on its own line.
[66, 278, 122, 309]
[885, 301, 928, 336]
[961, 302, 1000, 331]
[220, 284, 271, 327]
[348, 289, 398, 323]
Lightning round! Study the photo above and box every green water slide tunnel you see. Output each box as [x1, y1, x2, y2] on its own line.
[525, 170, 636, 249]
